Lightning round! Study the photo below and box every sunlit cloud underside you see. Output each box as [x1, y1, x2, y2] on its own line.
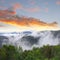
[0, 21, 60, 32]
[0, 10, 60, 32]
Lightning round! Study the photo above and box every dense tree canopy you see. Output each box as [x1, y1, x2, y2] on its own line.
[0, 45, 60, 60]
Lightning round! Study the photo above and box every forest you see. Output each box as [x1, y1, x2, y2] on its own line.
[0, 45, 60, 60]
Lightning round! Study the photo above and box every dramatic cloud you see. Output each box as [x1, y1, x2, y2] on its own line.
[0, 9, 60, 32]
[0, 10, 16, 16]
[56, 1, 60, 5]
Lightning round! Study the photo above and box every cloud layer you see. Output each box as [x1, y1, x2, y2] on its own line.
[0, 9, 60, 32]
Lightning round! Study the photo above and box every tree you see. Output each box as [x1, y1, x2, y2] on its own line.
[41, 45, 54, 60]
[0, 45, 23, 60]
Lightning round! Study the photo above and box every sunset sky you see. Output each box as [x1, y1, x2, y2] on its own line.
[0, 0, 60, 24]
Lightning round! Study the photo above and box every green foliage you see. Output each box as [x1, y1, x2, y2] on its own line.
[0, 45, 22, 60]
[0, 45, 60, 60]
[41, 45, 55, 60]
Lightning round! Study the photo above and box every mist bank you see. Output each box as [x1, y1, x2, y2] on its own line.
[0, 30, 60, 50]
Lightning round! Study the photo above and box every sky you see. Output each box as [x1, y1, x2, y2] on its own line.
[0, 0, 60, 24]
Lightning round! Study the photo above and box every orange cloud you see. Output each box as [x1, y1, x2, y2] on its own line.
[56, 1, 60, 5]
[0, 9, 58, 27]
[0, 9, 60, 31]
[12, 3, 23, 11]
[0, 17, 59, 31]
[0, 10, 16, 16]
[24, 7, 40, 12]
[0, 17, 58, 27]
